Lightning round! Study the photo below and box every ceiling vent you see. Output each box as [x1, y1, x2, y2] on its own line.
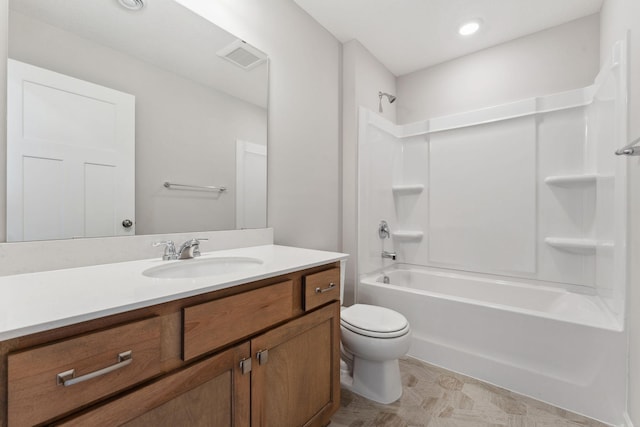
[217, 40, 267, 71]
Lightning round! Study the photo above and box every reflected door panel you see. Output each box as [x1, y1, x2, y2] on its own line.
[7, 59, 135, 241]
[236, 140, 267, 229]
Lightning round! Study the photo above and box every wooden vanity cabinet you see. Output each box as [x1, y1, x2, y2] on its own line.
[182, 279, 295, 361]
[252, 302, 340, 427]
[7, 317, 163, 426]
[54, 343, 251, 427]
[0, 262, 341, 427]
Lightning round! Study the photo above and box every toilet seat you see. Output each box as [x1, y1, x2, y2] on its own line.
[341, 304, 409, 339]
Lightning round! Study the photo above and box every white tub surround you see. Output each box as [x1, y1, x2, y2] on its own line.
[356, 40, 628, 426]
[359, 265, 625, 425]
[0, 244, 348, 340]
[358, 40, 628, 320]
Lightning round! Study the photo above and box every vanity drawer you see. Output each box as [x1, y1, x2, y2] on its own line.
[8, 317, 162, 427]
[182, 280, 294, 360]
[303, 267, 341, 311]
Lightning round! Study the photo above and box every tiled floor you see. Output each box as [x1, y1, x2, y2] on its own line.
[330, 357, 608, 427]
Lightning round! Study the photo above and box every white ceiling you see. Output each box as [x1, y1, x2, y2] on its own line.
[294, 0, 604, 76]
[10, 0, 268, 107]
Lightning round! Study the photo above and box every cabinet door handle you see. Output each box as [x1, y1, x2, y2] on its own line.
[57, 350, 133, 387]
[315, 283, 336, 294]
[239, 357, 252, 375]
[257, 349, 269, 365]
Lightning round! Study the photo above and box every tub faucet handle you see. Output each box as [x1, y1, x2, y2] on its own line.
[379, 220, 391, 239]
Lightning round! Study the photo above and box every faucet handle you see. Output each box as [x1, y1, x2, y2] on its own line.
[153, 240, 177, 260]
[177, 238, 209, 259]
[181, 237, 209, 245]
[378, 220, 390, 239]
[153, 239, 175, 247]
[191, 238, 208, 257]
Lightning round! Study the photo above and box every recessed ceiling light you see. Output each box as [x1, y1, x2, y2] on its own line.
[118, 0, 145, 11]
[458, 20, 481, 36]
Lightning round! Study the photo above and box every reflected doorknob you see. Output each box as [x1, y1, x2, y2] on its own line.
[122, 219, 133, 229]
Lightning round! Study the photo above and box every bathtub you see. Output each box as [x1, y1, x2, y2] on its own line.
[357, 264, 626, 425]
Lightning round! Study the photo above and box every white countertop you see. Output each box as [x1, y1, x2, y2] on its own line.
[0, 245, 348, 341]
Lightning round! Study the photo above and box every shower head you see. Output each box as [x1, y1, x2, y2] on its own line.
[378, 91, 397, 112]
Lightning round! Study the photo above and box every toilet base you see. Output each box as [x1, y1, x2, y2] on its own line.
[340, 357, 403, 404]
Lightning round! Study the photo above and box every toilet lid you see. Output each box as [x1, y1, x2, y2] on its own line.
[341, 304, 409, 338]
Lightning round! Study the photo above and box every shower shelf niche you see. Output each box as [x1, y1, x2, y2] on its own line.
[392, 231, 424, 242]
[544, 237, 613, 254]
[544, 174, 610, 187]
[391, 184, 424, 195]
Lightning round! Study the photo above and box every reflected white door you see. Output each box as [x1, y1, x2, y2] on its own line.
[235, 140, 267, 229]
[7, 59, 135, 241]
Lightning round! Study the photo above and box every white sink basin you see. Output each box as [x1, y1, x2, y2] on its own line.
[143, 256, 263, 279]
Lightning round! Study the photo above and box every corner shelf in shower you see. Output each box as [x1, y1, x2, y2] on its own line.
[392, 231, 424, 242]
[544, 237, 613, 254]
[544, 174, 601, 187]
[391, 184, 425, 195]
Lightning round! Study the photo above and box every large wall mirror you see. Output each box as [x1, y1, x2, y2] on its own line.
[5, 0, 268, 242]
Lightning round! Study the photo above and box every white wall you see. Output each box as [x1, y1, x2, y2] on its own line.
[175, 0, 342, 252]
[397, 14, 600, 123]
[9, 11, 267, 236]
[600, 1, 640, 424]
[342, 40, 396, 305]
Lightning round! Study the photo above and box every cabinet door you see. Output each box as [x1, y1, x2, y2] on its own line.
[251, 302, 340, 427]
[56, 343, 251, 427]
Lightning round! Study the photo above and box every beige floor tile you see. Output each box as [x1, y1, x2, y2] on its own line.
[332, 357, 608, 427]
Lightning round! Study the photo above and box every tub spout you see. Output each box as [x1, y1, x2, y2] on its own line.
[382, 251, 397, 261]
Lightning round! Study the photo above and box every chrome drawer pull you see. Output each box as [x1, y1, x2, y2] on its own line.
[315, 283, 336, 294]
[56, 350, 133, 387]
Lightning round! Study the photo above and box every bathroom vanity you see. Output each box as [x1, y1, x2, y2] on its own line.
[0, 245, 345, 426]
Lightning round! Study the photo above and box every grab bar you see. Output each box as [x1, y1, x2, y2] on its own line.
[163, 181, 227, 192]
[615, 135, 640, 156]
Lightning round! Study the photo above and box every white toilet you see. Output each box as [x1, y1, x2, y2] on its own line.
[339, 272, 411, 404]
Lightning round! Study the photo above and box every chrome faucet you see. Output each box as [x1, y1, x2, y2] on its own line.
[382, 251, 397, 261]
[153, 240, 177, 260]
[153, 238, 208, 260]
[177, 238, 208, 259]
